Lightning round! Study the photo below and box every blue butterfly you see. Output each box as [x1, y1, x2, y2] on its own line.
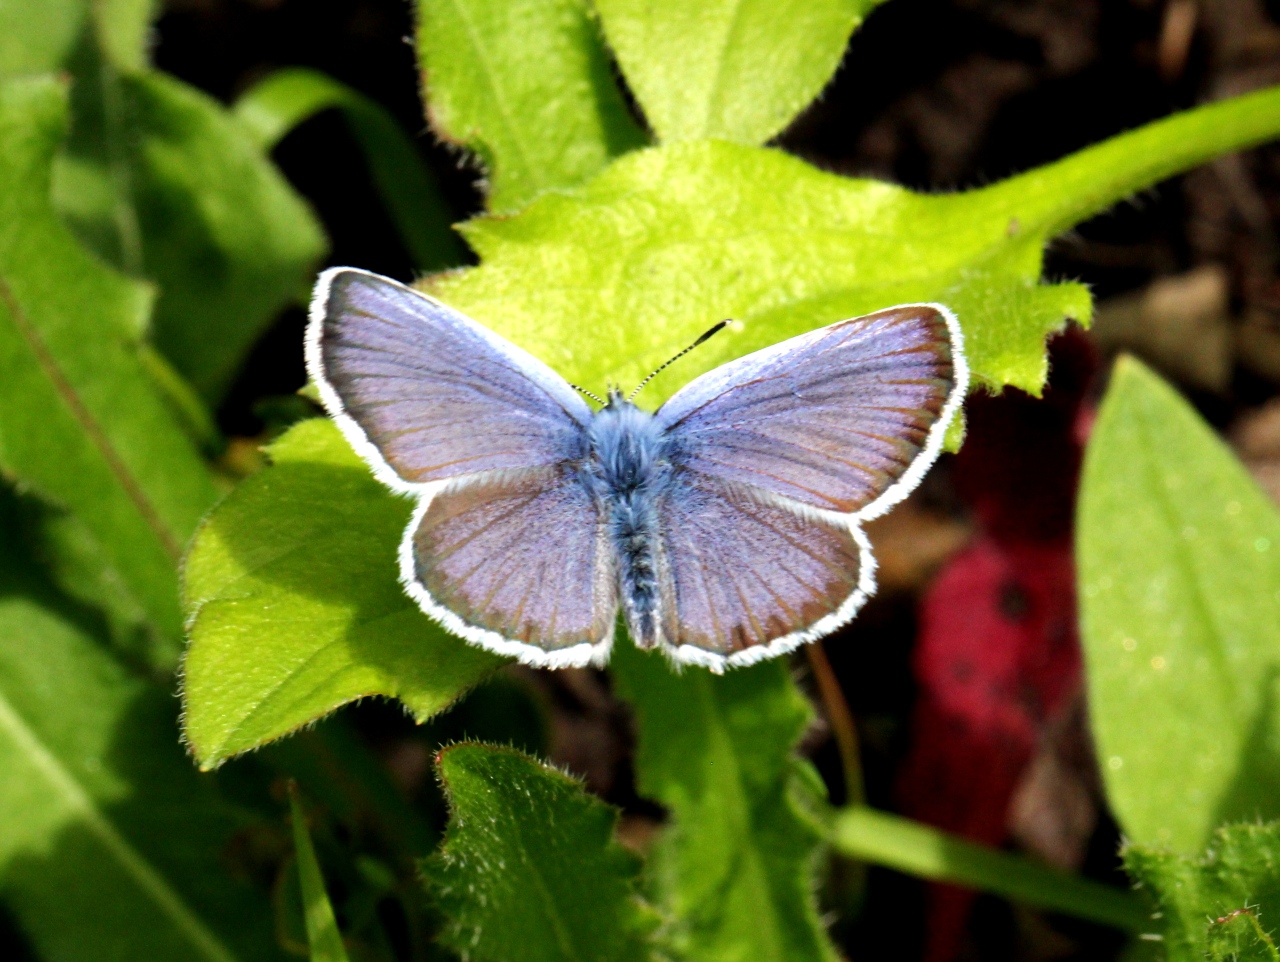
[306, 268, 967, 672]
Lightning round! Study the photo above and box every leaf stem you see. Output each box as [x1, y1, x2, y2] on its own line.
[978, 84, 1280, 238]
[804, 642, 864, 806]
[829, 806, 1151, 932]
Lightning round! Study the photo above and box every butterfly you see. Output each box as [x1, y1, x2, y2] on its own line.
[306, 268, 967, 673]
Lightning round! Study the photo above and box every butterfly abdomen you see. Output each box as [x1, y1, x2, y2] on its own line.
[588, 393, 671, 650]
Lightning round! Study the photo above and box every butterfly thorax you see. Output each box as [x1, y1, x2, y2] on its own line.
[584, 390, 673, 650]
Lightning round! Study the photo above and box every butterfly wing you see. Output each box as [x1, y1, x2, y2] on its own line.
[308, 268, 593, 492]
[651, 473, 873, 671]
[647, 304, 965, 669]
[655, 304, 966, 520]
[307, 268, 616, 666]
[405, 466, 617, 667]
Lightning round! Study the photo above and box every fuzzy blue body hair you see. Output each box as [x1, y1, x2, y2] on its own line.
[581, 390, 674, 648]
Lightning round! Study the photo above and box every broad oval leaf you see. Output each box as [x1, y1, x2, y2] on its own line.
[416, 0, 646, 212]
[426, 743, 656, 962]
[611, 641, 838, 962]
[0, 489, 282, 962]
[1079, 357, 1280, 852]
[595, 0, 879, 145]
[430, 88, 1280, 407]
[181, 418, 501, 769]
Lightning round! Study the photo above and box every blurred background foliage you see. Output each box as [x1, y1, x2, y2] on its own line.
[5, 2, 1280, 962]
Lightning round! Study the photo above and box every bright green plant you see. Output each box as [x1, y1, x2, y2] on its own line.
[5, 0, 1280, 959]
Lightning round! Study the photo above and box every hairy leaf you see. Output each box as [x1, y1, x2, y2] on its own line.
[0, 488, 281, 962]
[234, 67, 464, 271]
[289, 787, 351, 962]
[431, 88, 1280, 406]
[1125, 823, 1280, 961]
[0, 76, 218, 659]
[1079, 358, 1280, 853]
[595, 0, 880, 145]
[612, 642, 837, 962]
[426, 743, 655, 962]
[181, 418, 501, 769]
[416, 0, 646, 211]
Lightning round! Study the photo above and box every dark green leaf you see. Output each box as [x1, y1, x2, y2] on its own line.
[119, 70, 326, 400]
[289, 786, 351, 962]
[611, 642, 838, 962]
[0, 75, 219, 661]
[234, 67, 465, 271]
[181, 419, 502, 769]
[595, 0, 881, 145]
[416, 0, 646, 211]
[1125, 823, 1280, 961]
[431, 88, 1280, 407]
[426, 743, 655, 962]
[0, 487, 282, 962]
[1079, 357, 1280, 853]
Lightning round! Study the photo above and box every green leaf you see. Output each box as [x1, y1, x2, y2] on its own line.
[92, 0, 154, 71]
[233, 67, 464, 271]
[0, 76, 219, 659]
[425, 743, 655, 962]
[127, 70, 325, 400]
[0, 0, 87, 80]
[1124, 823, 1280, 961]
[289, 786, 351, 962]
[1079, 357, 1280, 853]
[595, 0, 879, 145]
[431, 87, 1280, 406]
[611, 641, 837, 962]
[416, 0, 647, 212]
[181, 418, 502, 769]
[0, 489, 281, 962]
[830, 806, 1148, 931]
[54, 65, 327, 401]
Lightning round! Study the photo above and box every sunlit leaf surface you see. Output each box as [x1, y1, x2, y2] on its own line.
[416, 0, 646, 211]
[596, 0, 881, 145]
[181, 419, 501, 769]
[1079, 358, 1280, 852]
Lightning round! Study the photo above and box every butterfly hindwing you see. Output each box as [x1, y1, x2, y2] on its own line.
[406, 466, 618, 667]
[652, 474, 871, 669]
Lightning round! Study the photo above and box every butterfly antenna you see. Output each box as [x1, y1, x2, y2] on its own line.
[628, 320, 732, 401]
[568, 382, 606, 405]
